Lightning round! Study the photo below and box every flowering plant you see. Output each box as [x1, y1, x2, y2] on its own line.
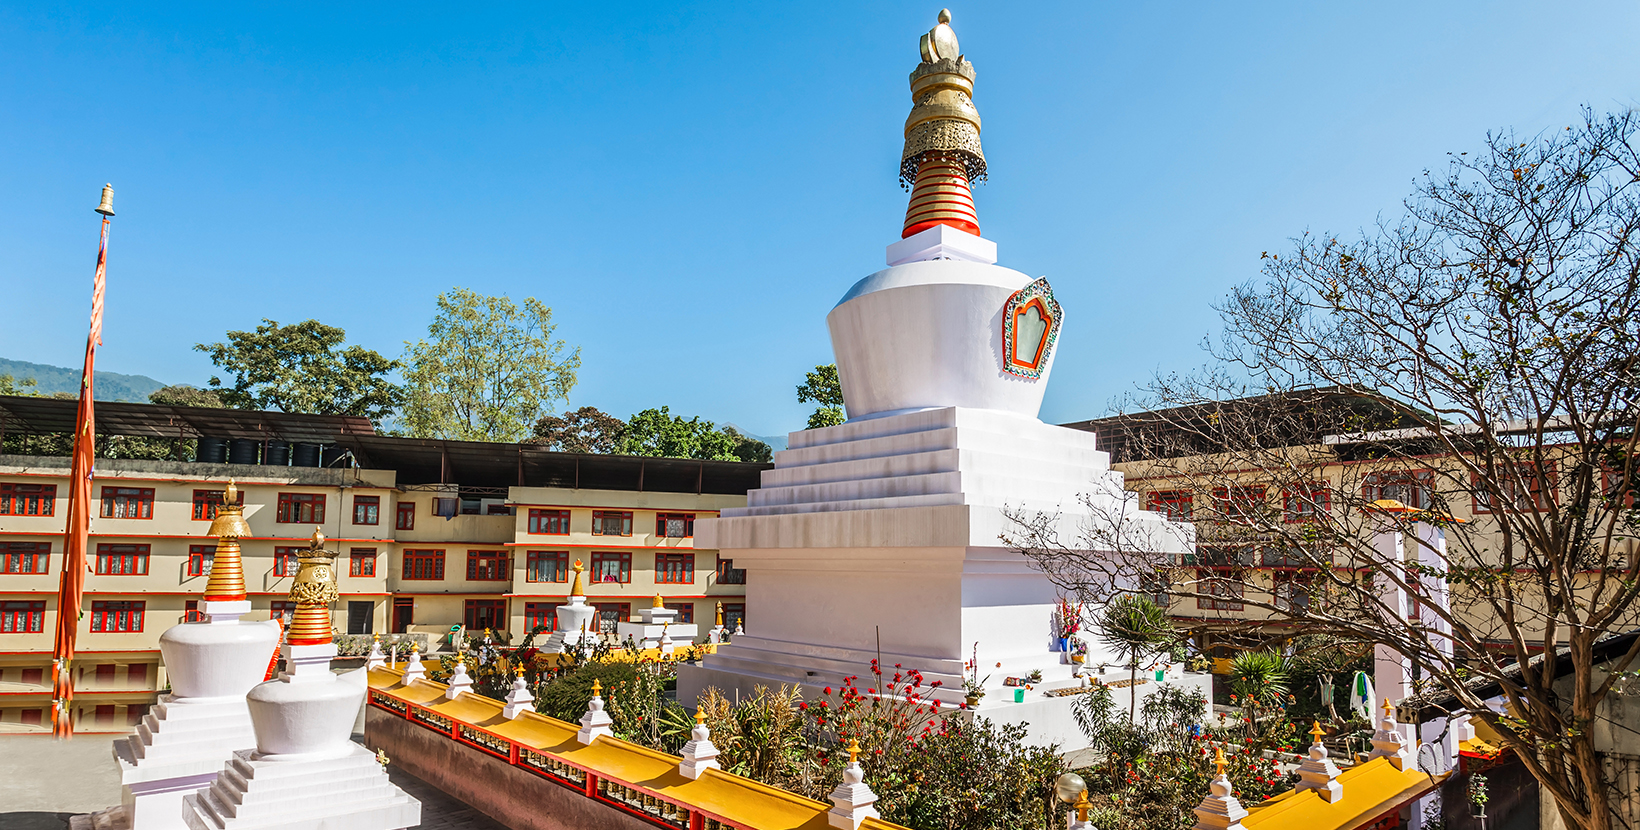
[1056, 597, 1086, 638]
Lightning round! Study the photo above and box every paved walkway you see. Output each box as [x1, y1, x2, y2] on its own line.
[0, 733, 506, 830]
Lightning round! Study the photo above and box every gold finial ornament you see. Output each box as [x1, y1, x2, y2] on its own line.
[847, 739, 861, 763]
[1073, 789, 1091, 823]
[570, 559, 586, 596]
[715, 602, 724, 627]
[591, 679, 602, 696]
[1214, 747, 1228, 776]
[900, 8, 984, 238]
[1310, 720, 1325, 742]
[516, 665, 526, 677]
[286, 525, 340, 645]
[695, 710, 706, 725]
[652, 594, 665, 610]
[202, 480, 250, 602]
[1383, 697, 1396, 716]
[95, 183, 115, 217]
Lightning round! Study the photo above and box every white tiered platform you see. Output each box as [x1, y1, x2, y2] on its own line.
[184, 745, 419, 830]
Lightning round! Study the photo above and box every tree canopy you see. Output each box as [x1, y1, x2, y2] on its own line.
[401, 288, 581, 442]
[797, 363, 844, 429]
[618, 406, 769, 462]
[530, 406, 628, 454]
[148, 384, 223, 408]
[195, 319, 402, 419]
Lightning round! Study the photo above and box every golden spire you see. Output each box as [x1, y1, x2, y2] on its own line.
[1310, 721, 1325, 743]
[847, 738, 861, 763]
[570, 559, 586, 596]
[1383, 697, 1396, 716]
[715, 602, 724, 627]
[695, 710, 706, 725]
[515, 665, 526, 677]
[1213, 747, 1228, 777]
[591, 678, 602, 697]
[652, 593, 666, 610]
[899, 8, 985, 238]
[285, 525, 339, 645]
[1073, 789, 1091, 823]
[202, 479, 250, 602]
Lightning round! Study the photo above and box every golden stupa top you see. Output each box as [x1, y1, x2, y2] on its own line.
[205, 479, 251, 538]
[202, 480, 250, 602]
[652, 594, 666, 609]
[570, 559, 586, 596]
[900, 8, 985, 187]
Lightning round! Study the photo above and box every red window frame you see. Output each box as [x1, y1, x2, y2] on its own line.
[1363, 469, 1434, 510]
[592, 602, 631, 633]
[1282, 483, 1332, 523]
[0, 482, 57, 517]
[591, 551, 632, 583]
[721, 602, 746, 630]
[1196, 567, 1244, 611]
[716, 555, 746, 585]
[466, 550, 509, 581]
[403, 549, 446, 581]
[526, 550, 569, 583]
[95, 543, 150, 575]
[0, 600, 45, 633]
[592, 511, 633, 537]
[655, 552, 694, 584]
[100, 487, 154, 520]
[463, 599, 506, 631]
[1146, 490, 1193, 520]
[396, 502, 416, 530]
[184, 599, 206, 623]
[90, 600, 145, 633]
[187, 545, 215, 577]
[270, 600, 297, 621]
[1210, 486, 1267, 524]
[528, 509, 571, 535]
[349, 547, 377, 577]
[353, 495, 380, 525]
[275, 492, 325, 524]
[273, 547, 302, 577]
[0, 542, 50, 574]
[524, 602, 556, 632]
[191, 488, 243, 521]
[1473, 464, 1558, 513]
[656, 513, 696, 538]
[1272, 571, 1316, 613]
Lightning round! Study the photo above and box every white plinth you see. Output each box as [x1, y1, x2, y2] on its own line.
[680, 406, 1194, 751]
[183, 745, 418, 830]
[76, 613, 281, 830]
[886, 224, 998, 267]
[615, 621, 699, 650]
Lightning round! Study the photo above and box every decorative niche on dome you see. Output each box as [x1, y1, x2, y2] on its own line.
[1002, 277, 1062, 378]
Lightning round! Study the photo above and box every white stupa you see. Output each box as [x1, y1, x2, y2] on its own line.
[678, 10, 1199, 749]
[183, 530, 418, 830]
[74, 482, 283, 830]
[541, 560, 597, 653]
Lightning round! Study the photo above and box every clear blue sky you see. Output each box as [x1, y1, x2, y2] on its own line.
[3, 2, 1637, 438]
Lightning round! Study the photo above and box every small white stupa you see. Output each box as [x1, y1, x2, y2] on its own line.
[541, 560, 598, 653]
[617, 594, 698, 650]
[183, 529, 418, 830]
[74, 482, 282, 830]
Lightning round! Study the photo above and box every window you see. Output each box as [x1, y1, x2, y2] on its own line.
[527, 550, 569, 583]
[1139, 573, 1170, 609]
[20, 709, 42, 726]
[466, 550, 509, 581]
[353, 495, 380, 525]
[460, 497, 482, 516]
[127, 703, 150, 725]
[1146, 491, 1193, 520]
[0, 482, 56, 516]
[403, 549, 446, 581]
[100, 487, 154, 519]
[528, 509, 571, 535]
[95, 705, 115, 725]
[396, 502, 416, 530]
[432, 497, 459, 518]
[184, 600, 205, 623]
[1603, 468, 1638, 508]
[187, 545, 215, 577]
[676, 603, 694, 624]
[275, 492, 325, 524]
[191, 488, 242, 521]
[349, 548, 377, 577]
[1, 542, 49, 574]
[591, 551, 632, 583]
[1272, 572, 1314, 613]
[90, 601, 145, 633]
[96, 664, 116, 683]
[21, 668, 42, 685]
[1474, 464, 1557, 513]
[128, 664, 148, 685]
[656, 552, 694, 584]
[1282, 483, 1331, 522]
[95, 544, 150, 575]
[656, 513, 695, 538]
[592, 511, 633, 536]
[1260, 545, 1322, 568]
[524, 602, 557, 632]
[1363, 470, 1434, 510]
[0, 601, 44, 633]
[273, 547, 302, 577]
[592, 602, 631, 633]
[487, 503, 515, 516]
[270, 600, 297, 621]
[716, 556, 747, 585]
[464, 599, 506, 631]
[721, 602, 746, 631]
[1210, 486, 1267, 524]
[1196, 568, 1244, 611]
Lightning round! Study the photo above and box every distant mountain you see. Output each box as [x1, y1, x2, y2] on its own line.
[725, 424, 788, 452]
[0, 357, 168, 402]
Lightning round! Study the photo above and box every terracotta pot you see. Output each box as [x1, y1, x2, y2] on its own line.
[965, 694, 982, 707]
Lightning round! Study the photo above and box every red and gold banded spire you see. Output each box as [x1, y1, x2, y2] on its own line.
[286, 528, 340, 646]
[203, 480, 250, 602]
[899, 9, 986, 238]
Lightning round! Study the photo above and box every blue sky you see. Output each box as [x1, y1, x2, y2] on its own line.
[2, 2, 1637, 438]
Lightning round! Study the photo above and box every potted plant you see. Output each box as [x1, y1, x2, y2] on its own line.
[1055, 597, 1085, 653]
[1069, 638, 1089, 676]
[1468, 773, 1489, 817]
[963, 643, 990, 707]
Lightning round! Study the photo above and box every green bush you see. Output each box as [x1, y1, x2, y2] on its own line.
[535, 661, 639, 722]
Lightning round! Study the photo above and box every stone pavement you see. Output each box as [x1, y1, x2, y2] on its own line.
[0, 733, 506, 830]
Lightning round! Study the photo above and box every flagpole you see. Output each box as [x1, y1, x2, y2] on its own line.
[52, 184, 113, 739]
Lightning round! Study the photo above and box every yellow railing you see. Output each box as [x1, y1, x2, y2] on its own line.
[366, 664, 908, 830]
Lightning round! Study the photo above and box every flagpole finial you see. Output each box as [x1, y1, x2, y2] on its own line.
[95, 184, 115, 217]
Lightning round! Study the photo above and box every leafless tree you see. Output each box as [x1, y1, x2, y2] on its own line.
[1007, 108, 1640, 830]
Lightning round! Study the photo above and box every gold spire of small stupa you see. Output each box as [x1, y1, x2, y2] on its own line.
[899, 8, 985, 238]
[285, 526, 339, 645]
[202, 480, 250, 603]
[569, 559, 586, 596]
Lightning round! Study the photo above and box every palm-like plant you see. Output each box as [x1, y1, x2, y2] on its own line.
[1228, 650, 1289, 742]
[1093, 594, 1176, 719]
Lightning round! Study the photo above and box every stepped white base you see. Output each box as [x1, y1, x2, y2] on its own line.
[183, 745, 419, 830]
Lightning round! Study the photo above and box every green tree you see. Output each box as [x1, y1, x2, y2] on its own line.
[0, 374, 39, 396]
[530, 406, 627, 453]
[722, 426, 773, 463]
[797, 364, 845, 429]
[148, 384, 224, 408]
[402, 289, 580, 442]
[196, 319, 402, 419]
[1093, 594, 1176, 719]
[619, 407, 740, 460]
